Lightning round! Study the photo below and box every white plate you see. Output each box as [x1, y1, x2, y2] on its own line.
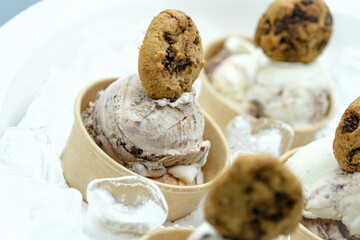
[0, 0, 360, 238]
[0, 0, 359, 135]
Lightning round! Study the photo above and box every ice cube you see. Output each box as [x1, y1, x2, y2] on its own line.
[0, 126, 66, 186]
[84, 176, 168, 239]
[226, 115, 294, 160]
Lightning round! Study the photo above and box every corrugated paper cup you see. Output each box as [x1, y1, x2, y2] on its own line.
[279, 148, 322, 240]
[141, 227, 194, 240]
[199, 36, 334, 148]
[61, 77, 230, 221]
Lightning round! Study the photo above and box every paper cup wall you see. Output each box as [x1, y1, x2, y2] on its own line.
[141, 227, 194, 240]
[198, 36, 334, 149]
[61, 77, 230, 221]
[279, 148, 322, 240]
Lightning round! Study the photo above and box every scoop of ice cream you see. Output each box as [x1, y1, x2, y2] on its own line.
[208, 37, 266, 115]
[82, 74, 210, 185]
[286, 137, 360, 238]
[249, 59, 331, 127]
[208, 36, 331, 128]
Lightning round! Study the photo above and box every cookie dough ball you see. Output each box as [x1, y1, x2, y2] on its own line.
[139, 9, 206, 101]
[205, 154, 303, 240]
[255, 0, 333, 63]
[333, 97, 360, 173]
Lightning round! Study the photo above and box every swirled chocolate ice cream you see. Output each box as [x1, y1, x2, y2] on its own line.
[82, 74, 210, 186]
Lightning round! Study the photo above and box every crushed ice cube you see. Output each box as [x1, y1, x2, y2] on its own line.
[226, 115, 294, 160]
[0, 174, 84, 239]
[84, 176, 168, 239]
[0, 126, 87, 239]
[0, 126, 66, 186]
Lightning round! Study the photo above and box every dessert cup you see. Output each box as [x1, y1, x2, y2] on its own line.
[199, 36, 334, 148]
[140, 227, 194, 240]
[61, 77, 230, 221]
[279, 148, 322, 240]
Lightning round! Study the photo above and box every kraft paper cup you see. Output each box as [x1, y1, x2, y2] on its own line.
[199, 36, 334, 149]
[279, 148, 322, 240]
[141, 227, 194, 240]
[61, 77, 230, 221]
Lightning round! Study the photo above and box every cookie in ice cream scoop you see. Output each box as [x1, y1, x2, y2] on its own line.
[255, 0, 333, 63]
[205, 154, 303, 240]
[333, 97, 360, 173]
[138, 9, 206, 101]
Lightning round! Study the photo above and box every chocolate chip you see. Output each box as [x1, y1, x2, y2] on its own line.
[263, 20, 271, 35]
[335, 220, 353, 239]
[193, 36, 200, 45]
[342, 114, 359, 133]
[116, 138, 124, 147]
[162, 48, 176, 70]
[347, 147, 360, 166]
[301, 0, 314, 5]
[130, 146, 143, 157]
[271, 192, 295, 221]
[164, 32, 177, 44]
[325, 12, 333, 26]
[254, 169, 271, 182]
[335, 184, 344, 191]
[175, 57, 191, 72]
[289, 5, 305, 24]
[167, 47, 176, 58]
[245, 186, 253, 193]
[274, 19, 286, 35]
[280, 36, 291, 45]
[248, 100, 264, 118]
[289, 5, 318, 24]
[161, 47, 191, 73]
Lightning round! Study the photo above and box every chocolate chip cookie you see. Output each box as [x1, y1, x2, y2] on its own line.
[205, 154, 303, 240]
[333, 97, 360, 173]
[255, 0, 333, 63]
[138, 9, 206, 101]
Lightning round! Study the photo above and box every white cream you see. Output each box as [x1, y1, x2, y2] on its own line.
[187, 222, 223, 240]
[250, 60, 331, 127]
[286, 137, 360, 236]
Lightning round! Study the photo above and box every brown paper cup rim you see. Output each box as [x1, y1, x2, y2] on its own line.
[140, 227, 195, 240]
